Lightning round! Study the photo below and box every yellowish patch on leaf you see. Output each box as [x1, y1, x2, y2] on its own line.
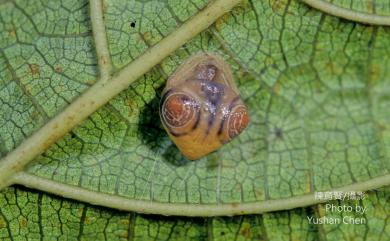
[141, 31, 152, 42]
[0, 217, 6, 228]
[273, 82, 281, 95]
[120, 219, 130, 226]
[28, 64, 40, 77]
[8, 29, 16, 38]
[325, 61, 343, 75]
[270, 0, 288, 12]
[369, 64, 381, 84]
[366, 1, 374, 13]
[240, 222, 252, 239]
[19, 217, 28, 227]
[215, 14, 230, 31]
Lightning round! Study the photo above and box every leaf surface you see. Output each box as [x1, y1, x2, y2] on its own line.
[0, 186, 389, 240]
[0, 0, 390, 218]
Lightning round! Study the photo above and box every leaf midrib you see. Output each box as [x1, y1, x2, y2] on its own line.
[12, 171, 390, 216]
[303, 0, 390, 25]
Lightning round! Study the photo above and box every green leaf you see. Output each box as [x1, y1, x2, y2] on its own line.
[1, 0, 390, 239]
[0, 186, 389, 240]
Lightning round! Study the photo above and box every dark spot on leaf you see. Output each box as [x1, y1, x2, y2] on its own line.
[130, 21, 136, 28]
[220, 231, 225, 236]
[275, 127, 283, 139]
[55, 65, 62, 73]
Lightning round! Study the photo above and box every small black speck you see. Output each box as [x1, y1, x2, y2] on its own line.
[275, 127, 283, 139]
[130, 21, 136, 28]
